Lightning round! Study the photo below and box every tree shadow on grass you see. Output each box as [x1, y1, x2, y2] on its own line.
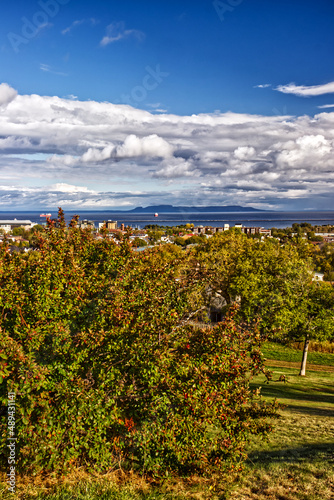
[251, 382, 334, 408]
[286, 404, 334, 417]
[247, 442, 334, 465]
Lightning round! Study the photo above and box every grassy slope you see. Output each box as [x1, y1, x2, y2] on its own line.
[261, 341, 334, 367]
[1, 345, 334, 500]
[232, 366, 334, 500]
[252, 366, 334, 411]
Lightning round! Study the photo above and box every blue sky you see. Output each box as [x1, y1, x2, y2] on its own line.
[0, 0, 334, 210]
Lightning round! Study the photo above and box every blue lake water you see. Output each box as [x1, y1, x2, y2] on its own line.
[1, 210, 334, 230]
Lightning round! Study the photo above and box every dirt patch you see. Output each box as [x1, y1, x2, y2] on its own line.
[265, 359, 334, 372]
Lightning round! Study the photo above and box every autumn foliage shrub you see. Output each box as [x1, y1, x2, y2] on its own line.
[0, 211, 278, 477]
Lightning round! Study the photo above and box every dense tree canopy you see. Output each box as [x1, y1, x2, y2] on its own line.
[186, 232, 334, 374]
[1, 212, 333, 478]
[0, 212, 279, 477]
[188, 232, 311, 330]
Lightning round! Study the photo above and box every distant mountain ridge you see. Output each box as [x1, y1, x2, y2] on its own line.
[124, 205, 266, 213]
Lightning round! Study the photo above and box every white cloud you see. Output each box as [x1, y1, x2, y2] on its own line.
[100, 22, 145, 46]
[1, 85, 334, 209]
[63, 94, 78, 100]
[234, 146, 256, 160]
[80, 135, 173, 163]
[275, 81, 334, 97]
[47, 154, 79, 167]
[146, 103, 168, 113]
[62, 19, 85, 35]
[318, 104, 334, 109]
[276, 135, 332, 170]
[254, 84, 271, 88]
[61, 18, 97, 35]
[154, 157, 200, 178]
[81, 145, 115, 163]
[49, 183, 94, 193]
[0, 183, 159, 209]
[40, 64, 67, 77]
[0, 83, 17, 107]
[115, 134, 173, 158]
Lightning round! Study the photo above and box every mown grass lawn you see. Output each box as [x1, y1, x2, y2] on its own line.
[261, 341, 334, 367]
[234, 365, 334, 500]
[1, 345, 333, 500]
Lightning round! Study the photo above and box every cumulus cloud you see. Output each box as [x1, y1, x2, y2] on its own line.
[115, 134, 173, 158]
[234, 146, 256, 160]
[80, 135, 173, 163]
[276, 81, 334, 97]
[100, 22, 145, 46]
[81, 145, 115, 163]
[153, 157, 200, 178]
[1, 84, 334, 209]
[47, 154, 79, 167]
[276, 135, 332, 170]
[0, 83, 17, 107]
[49, 183, 94, 194]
